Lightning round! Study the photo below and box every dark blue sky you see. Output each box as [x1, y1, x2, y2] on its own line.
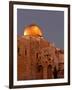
[17, 9, 64, 49]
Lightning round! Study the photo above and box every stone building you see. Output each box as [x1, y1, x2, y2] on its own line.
[17, 24, 64, 80]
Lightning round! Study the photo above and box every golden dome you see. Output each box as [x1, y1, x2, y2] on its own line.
[24, 24, 43, 37]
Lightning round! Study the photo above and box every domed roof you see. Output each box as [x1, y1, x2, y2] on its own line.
[24, 24, 43, 37]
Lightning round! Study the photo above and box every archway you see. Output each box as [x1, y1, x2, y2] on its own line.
[47, 65, 53, 79]
[36, 65, 43, 79]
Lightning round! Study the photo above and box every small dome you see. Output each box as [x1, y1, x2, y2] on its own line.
[24, 24, 43, 37]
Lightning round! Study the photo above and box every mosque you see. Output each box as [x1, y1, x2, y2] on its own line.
[17, 24, 64, 80]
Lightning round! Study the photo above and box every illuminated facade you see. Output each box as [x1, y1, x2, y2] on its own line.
[17, 24, 64, 80]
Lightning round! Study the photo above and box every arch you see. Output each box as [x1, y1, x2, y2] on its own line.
[36, 65, 43, 79]
[53, 66, 58, 78]
[18, 47, 20, 56]
[47, 65, 53, 79]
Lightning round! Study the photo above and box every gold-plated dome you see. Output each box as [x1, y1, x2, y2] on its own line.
[24, 24, 43, 37]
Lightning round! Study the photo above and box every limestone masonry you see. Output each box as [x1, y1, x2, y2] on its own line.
[17, 24, 64, 80]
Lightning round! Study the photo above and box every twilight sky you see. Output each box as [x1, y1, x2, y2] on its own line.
[17, 9, 64, 49]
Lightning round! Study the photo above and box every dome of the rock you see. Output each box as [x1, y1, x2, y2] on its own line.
[24, 24, 43, 37]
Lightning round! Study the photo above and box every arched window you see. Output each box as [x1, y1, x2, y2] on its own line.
[25, 49, 27, 56]
[53, 66, 58, 78]
[37, 65, 43, 72]
[36, 65, 43, 79]
[36, 53, 38, 59]
[18, 47, 20, 56]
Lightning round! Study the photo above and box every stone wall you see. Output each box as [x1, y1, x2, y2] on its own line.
[17, 36, 64, 80]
